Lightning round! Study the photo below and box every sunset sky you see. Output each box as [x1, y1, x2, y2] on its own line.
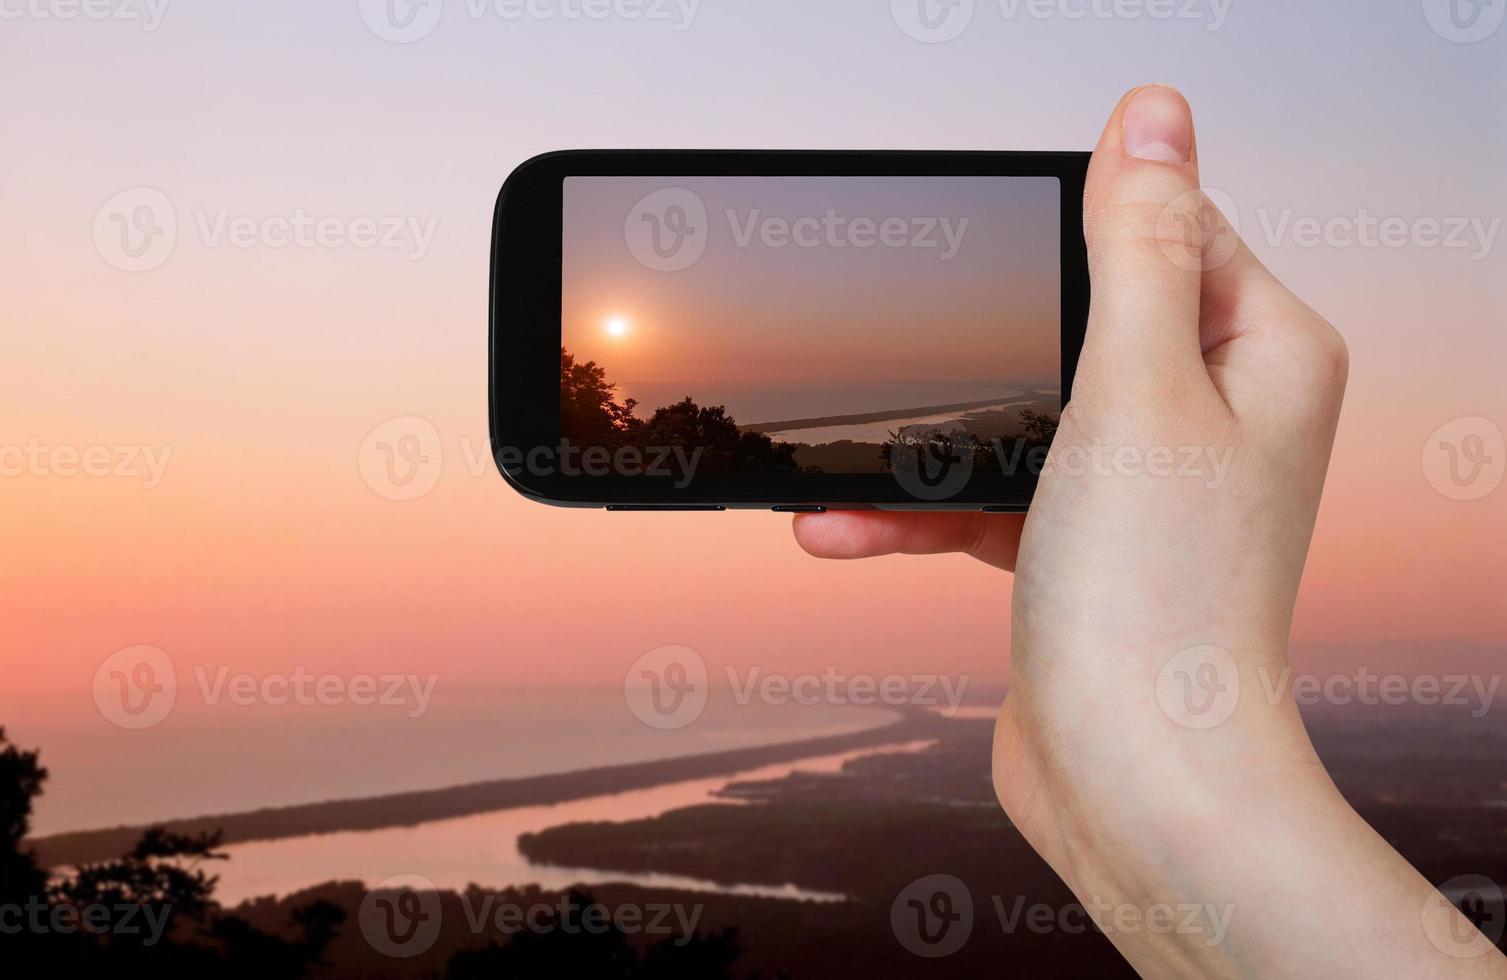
[1, 3, 1503, 829]
[562, 175, 1061, 409]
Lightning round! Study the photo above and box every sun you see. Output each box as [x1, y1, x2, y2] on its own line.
[604, 316, 630, 338]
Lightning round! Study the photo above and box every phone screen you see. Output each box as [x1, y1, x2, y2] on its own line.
[560, 176, 1062, 476]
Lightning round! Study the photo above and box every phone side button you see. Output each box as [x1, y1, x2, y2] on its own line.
[770, 505, 826, 513]
[980, 506, 1024, 513]
[604, 505, 726, 512]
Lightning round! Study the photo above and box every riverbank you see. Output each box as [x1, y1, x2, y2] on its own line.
[31, 708, 947, 868]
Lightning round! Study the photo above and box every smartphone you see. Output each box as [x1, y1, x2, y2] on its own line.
[490, 150, 1089, 512]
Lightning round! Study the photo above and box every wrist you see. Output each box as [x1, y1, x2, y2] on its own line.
[991, 668, 1335, 902]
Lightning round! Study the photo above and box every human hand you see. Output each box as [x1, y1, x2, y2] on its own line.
[795, 86, 1505, 977]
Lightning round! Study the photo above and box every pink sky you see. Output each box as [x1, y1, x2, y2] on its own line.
[2, 2, 1503, 722]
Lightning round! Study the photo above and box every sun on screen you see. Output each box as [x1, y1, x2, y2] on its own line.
[605, 316, 630, 338]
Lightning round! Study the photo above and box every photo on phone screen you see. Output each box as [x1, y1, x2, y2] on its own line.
[491, 151, 1088, 509]
[560, 175, 1063, 477]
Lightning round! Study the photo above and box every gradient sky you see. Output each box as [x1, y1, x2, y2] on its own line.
[563, 175, 1060, 403]
[1, 1, 1504, 780]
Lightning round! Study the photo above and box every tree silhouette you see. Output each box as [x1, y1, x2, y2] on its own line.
[0, 728, 344, 978]
[562, 347, 639, 449]
[636, 397, 800, 473]
[560, 349, 804, 474]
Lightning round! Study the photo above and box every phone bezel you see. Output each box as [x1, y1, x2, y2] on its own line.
[489, 150, 1090, 511]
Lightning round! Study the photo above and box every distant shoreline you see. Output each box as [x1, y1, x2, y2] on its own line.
[29, 708, 948, 870]
[741, 390, 1052, 435]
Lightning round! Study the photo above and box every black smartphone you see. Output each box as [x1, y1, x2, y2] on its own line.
[490, 150, 1089, 512]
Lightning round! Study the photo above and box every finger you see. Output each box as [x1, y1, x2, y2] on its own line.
[1194, 197, 1283, 354]
[792, 512, 1024, 572]
[1076, 85, 1211, 404]
[1193, 197, 1350, 429]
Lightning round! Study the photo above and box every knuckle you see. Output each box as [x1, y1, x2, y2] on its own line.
[1090, 195, 1217, 274]
[1291, 316, 1350, 392]
[1263, 310, 1350, 404]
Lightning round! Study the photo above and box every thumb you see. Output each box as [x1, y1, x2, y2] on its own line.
[1076, 85, 1212, 406]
